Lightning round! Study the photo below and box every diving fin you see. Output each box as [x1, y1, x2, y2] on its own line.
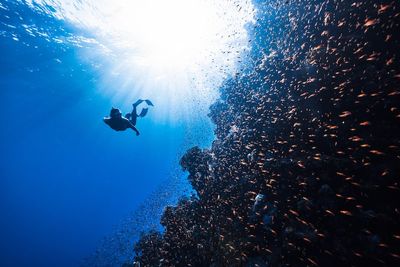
[139, 108, 149, 117]
[133, 99, 144, 107]
[144, 99, 154, 106]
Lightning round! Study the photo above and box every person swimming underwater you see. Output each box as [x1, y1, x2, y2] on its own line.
[103, 99, 153, 136]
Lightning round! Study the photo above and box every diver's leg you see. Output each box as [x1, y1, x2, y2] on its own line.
[130, 105, 138, 125]
[130, 99, 144, 125]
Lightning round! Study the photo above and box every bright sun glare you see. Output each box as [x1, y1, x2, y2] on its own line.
[26, 0, 255, 122]
[129, 1, 215, 69]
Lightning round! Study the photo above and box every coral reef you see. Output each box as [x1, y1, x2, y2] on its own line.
[132, 0, 400, 266]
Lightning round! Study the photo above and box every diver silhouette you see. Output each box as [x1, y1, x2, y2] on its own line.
[103, 99, 153, 136]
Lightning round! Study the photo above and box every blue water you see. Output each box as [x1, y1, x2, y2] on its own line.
[0, 1, 215, 266]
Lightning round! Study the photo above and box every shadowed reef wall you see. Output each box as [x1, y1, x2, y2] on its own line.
[132, 0, 400, 266]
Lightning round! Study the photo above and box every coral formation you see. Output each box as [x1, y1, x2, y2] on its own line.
[132, 0, 400, 266]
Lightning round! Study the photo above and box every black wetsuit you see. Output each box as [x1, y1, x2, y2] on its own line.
[103, 99, 153, 136]
[103, 108, 140, 135]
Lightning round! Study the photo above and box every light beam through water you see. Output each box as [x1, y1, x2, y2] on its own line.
[23, 0, 255, 123]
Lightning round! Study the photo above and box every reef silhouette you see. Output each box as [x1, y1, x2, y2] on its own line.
[129, 0, 400, 266]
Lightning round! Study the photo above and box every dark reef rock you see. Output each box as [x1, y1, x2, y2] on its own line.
[180, 147, 213, 196]
[132, 0, 400, 266]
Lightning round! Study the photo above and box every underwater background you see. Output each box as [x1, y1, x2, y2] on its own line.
[0, 0, 252, 266]
[1, 0, 400, 266]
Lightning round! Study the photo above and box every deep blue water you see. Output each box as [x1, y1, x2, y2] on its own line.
[0, 1, 214, 266]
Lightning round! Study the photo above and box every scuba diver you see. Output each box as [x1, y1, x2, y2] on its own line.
[103, 99, 153, 136]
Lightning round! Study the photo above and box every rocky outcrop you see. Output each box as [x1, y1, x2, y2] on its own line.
[132, 0, 400, 266]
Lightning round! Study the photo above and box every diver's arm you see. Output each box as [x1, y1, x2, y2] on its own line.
[128, 122, 140, 136]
